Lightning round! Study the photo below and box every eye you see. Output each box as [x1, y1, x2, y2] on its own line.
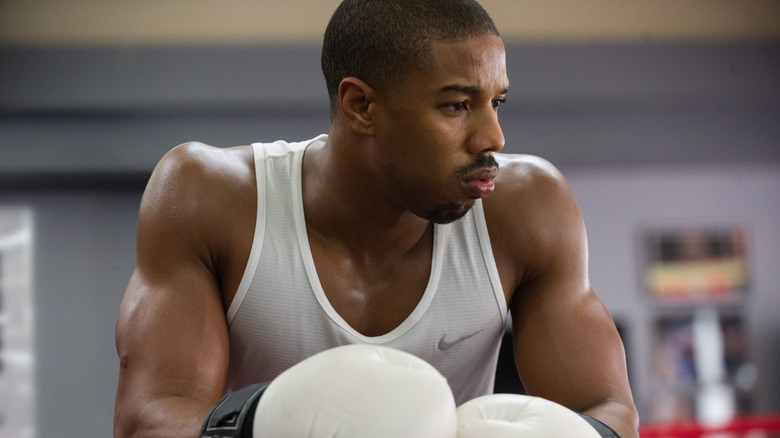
[443, 101, 468, 113]
[492, 98, 506, 111]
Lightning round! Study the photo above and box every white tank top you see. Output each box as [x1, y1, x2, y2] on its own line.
[224, 136, 508, 405]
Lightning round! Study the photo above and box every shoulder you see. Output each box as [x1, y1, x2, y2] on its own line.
[495, 153, 565, 186]
[154, 141, 255, 186]
[483, 153, 585, 284]
[139, 142, 257, 243]
[146, 142, 255, 204]
[487, 153, 577, 219]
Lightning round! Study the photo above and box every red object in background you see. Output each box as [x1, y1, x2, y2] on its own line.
[639, 414, 780, 437]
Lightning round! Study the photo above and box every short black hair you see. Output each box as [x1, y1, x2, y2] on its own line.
[321, 0, 500, 119]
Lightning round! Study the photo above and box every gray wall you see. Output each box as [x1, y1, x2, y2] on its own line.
[2, 42, 779, 176]
[0, 41, 778, 436]
[567, 165, 780, 418]
[0, 192, 140, 437]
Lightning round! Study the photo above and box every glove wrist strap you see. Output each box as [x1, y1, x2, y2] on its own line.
[200, 382, 271, 438]
[578, 413, 622, 438]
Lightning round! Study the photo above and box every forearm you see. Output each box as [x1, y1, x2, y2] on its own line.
[115, 395, 211, 438]
[581, 399, 640, 438]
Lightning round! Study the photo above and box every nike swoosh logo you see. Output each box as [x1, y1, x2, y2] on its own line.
[438, 330, 482, 351]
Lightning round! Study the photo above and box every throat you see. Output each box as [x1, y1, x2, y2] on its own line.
[301, 140, 437, 336]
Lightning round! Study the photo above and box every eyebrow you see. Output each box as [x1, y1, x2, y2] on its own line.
[438, 84, 510, 95]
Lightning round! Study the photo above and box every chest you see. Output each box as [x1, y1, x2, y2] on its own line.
[309, 238, 434, 337]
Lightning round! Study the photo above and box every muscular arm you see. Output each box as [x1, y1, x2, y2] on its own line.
[512, 284, 638, 437]
[490, 156, 639, 437]
[114, 269, 227, 438]
[114, 143, 253, 438]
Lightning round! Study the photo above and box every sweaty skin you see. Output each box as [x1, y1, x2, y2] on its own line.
[114, 35, 639, 438]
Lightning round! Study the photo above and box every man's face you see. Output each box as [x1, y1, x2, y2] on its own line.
[369, 35, 509, 224]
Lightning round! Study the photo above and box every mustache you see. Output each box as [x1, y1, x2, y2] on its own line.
[455, 154, 499, 178]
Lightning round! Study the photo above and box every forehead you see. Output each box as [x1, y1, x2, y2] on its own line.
[409, 35, 508, 94]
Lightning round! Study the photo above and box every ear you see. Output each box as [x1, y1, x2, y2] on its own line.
[338, 77, 377, 136]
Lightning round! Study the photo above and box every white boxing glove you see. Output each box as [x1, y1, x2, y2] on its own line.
[253, 344, 458, 438]
[456, 394, 602, 438]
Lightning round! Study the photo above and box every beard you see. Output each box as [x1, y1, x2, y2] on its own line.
[427, 154, 499, 224]
[428, 201, 475, 224]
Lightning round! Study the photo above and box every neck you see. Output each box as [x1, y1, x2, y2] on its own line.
[302, 131, 432, 260]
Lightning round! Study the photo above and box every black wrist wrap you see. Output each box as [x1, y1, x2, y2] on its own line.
[200, 382, 271, 438]
[578, 413, 622, 438]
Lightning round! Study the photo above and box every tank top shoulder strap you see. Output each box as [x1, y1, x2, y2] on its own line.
[226, 136, 326, 323]
[471, 199, 508, 321]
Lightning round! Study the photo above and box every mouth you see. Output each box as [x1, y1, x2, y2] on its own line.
[461, 167, 498, 198]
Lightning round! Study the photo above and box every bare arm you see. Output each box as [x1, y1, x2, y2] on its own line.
[512, 285, 638, 437]
[114, 144, 251, 438]
[492, 156, 639, 437]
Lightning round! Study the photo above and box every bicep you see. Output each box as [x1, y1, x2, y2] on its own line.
[511, 281, 629, 411]
[115, 148, 231, 423]
[114, 264, 229, 437]
[505, 161, 631, 412]
[116, 265, 229, 402]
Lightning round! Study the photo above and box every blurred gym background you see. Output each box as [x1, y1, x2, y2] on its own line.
[1, 1, 779, 436]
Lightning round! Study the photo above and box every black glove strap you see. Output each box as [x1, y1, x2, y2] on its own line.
[578, 413, 622, 438]
[200, 382, 271, 438]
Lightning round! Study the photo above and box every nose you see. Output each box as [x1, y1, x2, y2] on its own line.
[467, 108, 505, 155]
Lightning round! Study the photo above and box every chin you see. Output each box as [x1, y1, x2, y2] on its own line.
[427, 200, 475, 224]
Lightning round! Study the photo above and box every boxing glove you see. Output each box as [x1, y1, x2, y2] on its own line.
[456, 393, 603, 438]
[253, 344, 458, 438]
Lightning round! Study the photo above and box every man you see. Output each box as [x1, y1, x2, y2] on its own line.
[114, 0, 639, 437]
